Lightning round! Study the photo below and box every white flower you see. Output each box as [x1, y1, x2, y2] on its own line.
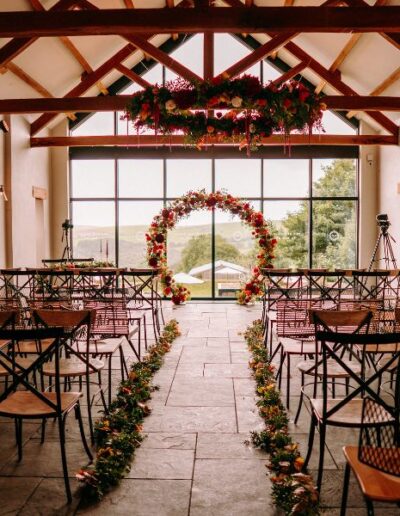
[165, 99, 176, 111]
[231, 96, 243, 108]
[249, 123, 256, 133]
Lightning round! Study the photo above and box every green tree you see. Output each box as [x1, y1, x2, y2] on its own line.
[178, 234, 240, 272]
[274, 159, 356, 268]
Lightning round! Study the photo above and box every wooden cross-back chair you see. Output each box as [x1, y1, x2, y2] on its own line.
[293, 309, 372, 424]
[0, 327, 92, 503]
[304, 331, 400, 492]
[341, 396, 400, 516]
[33, 308, 105, 443]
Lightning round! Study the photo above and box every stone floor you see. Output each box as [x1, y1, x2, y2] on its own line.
[0, 302, 398, 515]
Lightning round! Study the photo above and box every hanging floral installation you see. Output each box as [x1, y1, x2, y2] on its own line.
[146, 189, 277, 305]
[124, 75, 325, 154]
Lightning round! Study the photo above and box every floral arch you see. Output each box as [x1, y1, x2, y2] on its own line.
[146, 190, 277, 305]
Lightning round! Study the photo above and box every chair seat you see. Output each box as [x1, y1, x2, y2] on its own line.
[343, 446, 400, 502]
[15, 338, 54, 354]
[42, 358, 104, 377]
[281, 340, 316, 355]
[360, 343, 400, 354]
[0, 339, 10, 350]
[0, 357, 36, 376]
[87, 338, 123, 355]
[298, 358, 361, 378]
[311, 398, 393, 426]
[0, 391, 82, 417]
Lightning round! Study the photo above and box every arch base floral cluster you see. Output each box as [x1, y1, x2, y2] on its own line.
[146, 190, 277, 305]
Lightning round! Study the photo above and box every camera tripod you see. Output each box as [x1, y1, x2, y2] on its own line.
[368, 223, 397, 271]
[61, 221, 73, 261]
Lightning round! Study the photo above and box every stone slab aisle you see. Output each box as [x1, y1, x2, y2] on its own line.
[80, 302, 275, 516]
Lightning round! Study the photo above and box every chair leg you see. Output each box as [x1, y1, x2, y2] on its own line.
[365, 499, 374, 516]
[98, 371, 108, 413]
[294, 374, 305, 425]
[108, 355, 113, 407]
[41, 418, 47, 444]
[317, 423, 326, 492]
[286, 354, 291, 409]
[340, 462, 351, 516]
[75, 403, 93, 462]
[15, 418, 23, 461]
[85, 374, 94, 444]
[304, 413, 316, 469]
[57, 414, 72, 503]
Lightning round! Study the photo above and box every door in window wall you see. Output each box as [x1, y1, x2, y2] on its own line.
[70, 157, 358, 299]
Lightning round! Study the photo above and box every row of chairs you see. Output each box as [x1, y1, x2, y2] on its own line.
[261, 298, 400, 514]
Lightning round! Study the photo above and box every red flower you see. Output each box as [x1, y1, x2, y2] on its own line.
[149, 257, 158, 267]
[283, 98, 292, 109]
[155, 234, 165, 243]
[299, 89, 310, 102]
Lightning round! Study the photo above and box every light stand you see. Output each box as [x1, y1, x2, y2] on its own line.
[61, 219, 73, 261]
[368, 214, 397, 271]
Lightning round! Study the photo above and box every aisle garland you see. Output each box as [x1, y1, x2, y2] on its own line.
[76, 319, 181, 499]
[123, 75, 325, 154]
[244, 320, 319, 515]
[146, 189, 277, 305]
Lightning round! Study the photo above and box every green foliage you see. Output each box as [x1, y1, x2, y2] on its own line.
[77, 320, 181, 500]
[244, 320, 319, 515]
[274, 159, 356, 269]
[178, 233, 240, 272]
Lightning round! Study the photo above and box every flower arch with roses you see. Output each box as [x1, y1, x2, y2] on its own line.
[146, 190, 277, 305]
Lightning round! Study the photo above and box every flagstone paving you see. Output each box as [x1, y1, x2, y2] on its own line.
[1, 301, 398, 515]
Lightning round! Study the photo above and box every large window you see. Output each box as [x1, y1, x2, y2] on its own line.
[70, 154, 359, 298]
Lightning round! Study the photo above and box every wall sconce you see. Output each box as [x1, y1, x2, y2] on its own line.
[0, 185, 8, 202]
[0, 120, 9, 133]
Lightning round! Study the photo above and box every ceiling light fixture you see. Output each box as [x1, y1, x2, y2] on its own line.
[0, 185, 8, 202]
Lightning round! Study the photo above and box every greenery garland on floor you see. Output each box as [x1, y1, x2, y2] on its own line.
[244, 320, 319, 516]
[76, 319, 181, 499]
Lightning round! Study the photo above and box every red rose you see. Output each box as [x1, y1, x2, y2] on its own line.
[206, 198, 217, 207]
[299, 89, 310, 102]
[283, 98, 292, 109]
[164, 287, 172, 296]
[162, 209, 170, 218]
[148, 257, 158, 267]
[271, 238, 277, 245]
[155, 234, 165, 243]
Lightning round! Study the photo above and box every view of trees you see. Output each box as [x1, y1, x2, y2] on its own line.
[275, 159, 356, 269]
[178, 234, 240, 272]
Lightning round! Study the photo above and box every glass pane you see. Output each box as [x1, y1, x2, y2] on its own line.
[263, 60, 281, 83]
[72, 112, 115, 136]
[72, 201, 115, 263]
[214, 34, 260, 78]
[312, 200, 357, 269]
[118, 160, 163, 198]
[215, 159, 261, 198]
[215, 202, 261, 298]
[264, 200, 309, 269]
[71, 160, 115, 198]
[313, 158, 357, 197]
[117, 64, 163, 135]
[167, 210, 212, 298]
[263, 159, 309, 198]
[165, 34, 204, 82]
[119, 201, 163, 268]
[166, 159, 212, 198]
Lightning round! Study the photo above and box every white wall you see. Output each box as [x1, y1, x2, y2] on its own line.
[50, 119, 69, 258]
[358, 121, 379, 268]
[4, 115, 52, 267]
[379, 144, 400, 263]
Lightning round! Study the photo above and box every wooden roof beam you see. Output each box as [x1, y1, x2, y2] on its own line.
[5, 62, 76, 121]
[224, 0, 398, 135]
[0, 0, 83, 68]
[347, 66, 400, 119]
[271, 61, 309, 86]
[114, 63, 152, 89]
[30, 43, 137, 135]
[3, 95, 400, 114]
[1, 7, 400, 37]
[28, 0, 108, 96]
[30, 134, 399, 148]
[216, 32, 297, 79]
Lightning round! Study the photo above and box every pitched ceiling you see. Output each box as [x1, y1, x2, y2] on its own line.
[0, 0, 399, 135]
